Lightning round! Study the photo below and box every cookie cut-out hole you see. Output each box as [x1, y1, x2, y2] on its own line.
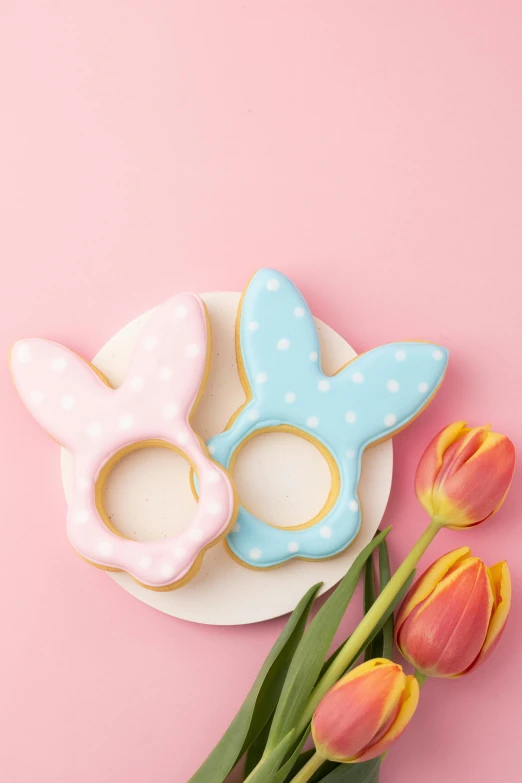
[101, 443, 197, 542]
[230, 428, 337, 529]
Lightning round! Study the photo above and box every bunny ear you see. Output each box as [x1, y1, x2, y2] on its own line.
[10, 339, 113, 450]
[334, 342, 449, 447]
[238, 269, 321, 398]
[120, 293, 209, 413]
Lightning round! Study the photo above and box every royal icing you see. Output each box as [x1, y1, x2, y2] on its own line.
[10, 294, 236, 589]
[207, 269, 449, 568]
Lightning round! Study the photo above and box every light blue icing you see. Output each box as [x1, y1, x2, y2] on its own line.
[207, 269, 449, 568]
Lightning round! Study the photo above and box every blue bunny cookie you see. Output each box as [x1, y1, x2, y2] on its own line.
[208, 269, 449, 569]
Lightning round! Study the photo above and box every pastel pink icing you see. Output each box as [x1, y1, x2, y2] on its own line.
[10, 294, 235, 588]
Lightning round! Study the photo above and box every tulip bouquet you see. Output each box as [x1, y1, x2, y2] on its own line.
[189, 423, 515, 783]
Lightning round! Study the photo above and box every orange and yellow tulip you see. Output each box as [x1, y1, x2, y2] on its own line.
[415, 422, 515, 528]
[396, 547, 511, 677]
[311, 659, 419, 763]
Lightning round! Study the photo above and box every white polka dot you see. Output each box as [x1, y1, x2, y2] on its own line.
[318, 379, 330, 392]
[320, 526, 332, 539]
[51, 357, 67, 373]
[432, 349, 444, 361]
[345, 411, 357, 424]
[98, 542, 114, 557]
[346, 449, 356, 459]
[418, 382, 429, 393]
[206, 470, 221, 483]
[189, 528, 204, 542]
[277, 338, 290, 351]
[284, 391, 296, 403]
[351, 372, 364, 384]
[176, 430, 189, 445]
[233, 523, 241, 533]
[87, 421, 102, 438]
[130, 376, 145, 392]
[159, 366, 173, 381]
[309, 351, 318, 362]
[144, 336, 158, 351]
[139, 556, 152, 569]
[208, 444, 216, 455]
[249, 548, 262, 560]
[175, 305, 188, 318]
[294, 306, 305, 318]
[60, 395, 76, 411]
[266, 279, 280, 291]
[395, 349, 406, 362]
[349, 500, 359, 512]
[288, 541, 299, 553]
[206, 501, 222, 515]
[29, 390, 44, 404]
[256, 372, 268, 384]
[78, 477, 89, 490]
[118, 414, 134, 430]
[185, 343, 200, 358]
[160, 564, 176, 580]
[75, 509, 89, 524]
[384, 413, 397, 428]
[16, 342, 31, 363]
[306, 416, 319, 428]
[163, 402, 179, 419]
[248, 408, 260, 421]
[387, 379, 400, 393]
[248, 321, 259, 331]
[173, 547, 186, 559]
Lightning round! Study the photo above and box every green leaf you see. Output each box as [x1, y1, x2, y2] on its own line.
[188, 583, 321, 783]
[318, 634, 348, 680]
[348, 570, 416, 670]
[272, 728, 310, 783]
[236, 587, 320, 760]
[377, 541, 394, 659]
[265, 528, 391, 754]
[310, 760, 339, 782]
[363, 554, 376, 614]
[319, 568, 416, 686]
[243, 732, 295, 783]
[315, 758, 381, 782]
[243, 718, 272, 778]
[319, 534, 387, 678]
[363, 538, 394, 661]
[363, 554, 378, 660]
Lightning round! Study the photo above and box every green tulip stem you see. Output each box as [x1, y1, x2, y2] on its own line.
[287, 752, 325, 783]
[295, 518, 442, 736]
[414, 670, 428, 687]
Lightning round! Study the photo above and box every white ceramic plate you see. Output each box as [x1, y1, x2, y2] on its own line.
[61, 292, 393, 625]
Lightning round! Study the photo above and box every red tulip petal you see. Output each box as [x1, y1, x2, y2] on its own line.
[312, 660, 406, 762]
[395, 547, 471, 640]
[397, 559, 494, 677]
[432, 426, 490, 495]
[465, 561, 511, 673]
[415, 422, 467, 516]
[441, 434, 516, 528]
[355, 676, 420, 762]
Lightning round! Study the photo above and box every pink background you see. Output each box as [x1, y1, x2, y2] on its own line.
[1, 3, 521, 782]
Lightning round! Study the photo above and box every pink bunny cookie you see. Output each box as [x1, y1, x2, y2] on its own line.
[10, 294, 237, 590]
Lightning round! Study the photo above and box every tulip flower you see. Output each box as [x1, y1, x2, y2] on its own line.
[288, 660, 419, 782]
[396, 547, 511, 677]
[312, 659, 419, 763]
[415, 422, 515, 528]
[292, 424, 515, 742]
